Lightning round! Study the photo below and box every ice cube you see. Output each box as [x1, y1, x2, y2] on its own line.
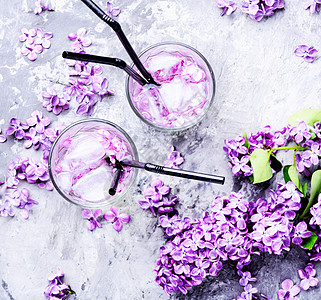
[55, 171, 73, 192]
[65, 133, 106, 165]
[71, 163, 114, 203]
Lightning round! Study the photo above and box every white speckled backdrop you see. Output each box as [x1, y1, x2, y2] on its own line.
[0, 0, 321, 299]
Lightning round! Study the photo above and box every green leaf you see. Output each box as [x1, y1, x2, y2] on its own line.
[300, 170, 321, 218]
[283, 165, 303, 193]
[243, 132, 250, 149]
[288, 109, 321, 126]
[302, 183, 308, 198]
[301, 232, 318, 250]
[249, 148, 273, 184]
[270, 154, 282, 173]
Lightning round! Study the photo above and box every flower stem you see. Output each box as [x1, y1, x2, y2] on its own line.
[271, 146, 307, 152]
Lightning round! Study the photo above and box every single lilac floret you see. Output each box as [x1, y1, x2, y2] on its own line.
[104, 205, 130, 231]
[164, 145, 184, 169]
[304, 0, 321, 14]
[298, 263, 318, 290]
[81, 209, 103, 231]
[277, 278, 300, 300]
[294, 45, 318, 63]
[216, 0, 237, 16]
[106, 1, 121, 17]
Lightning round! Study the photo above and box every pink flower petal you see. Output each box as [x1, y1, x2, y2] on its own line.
[28, 51, 37, 61]
[110, 205, 119, 216]
[93, 209, 102, 219]
[113, 219, 123, 231]
[68, 32, 77, 40]
[20, 210, 29, 219]
[21, 47, 30, 56]
[81, 37, 92, 47]
[42, 39, 51, 49]
[281, 278, 294, 290]
[104, 211, 116, 222]
[291, 285, 301, 296]
[77, 27, 87, 37]
[81, 209, 92, 219]
[119, 213, 130, 223]
[86, 220, 96, 231]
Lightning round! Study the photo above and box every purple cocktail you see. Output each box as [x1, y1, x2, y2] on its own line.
[48, 119, 138, 208]
[126, 42, 215, 131]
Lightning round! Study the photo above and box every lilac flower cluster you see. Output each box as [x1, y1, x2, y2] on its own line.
[309, 193, 321, 227]
[250, 182, 312, 254]
[44, 268, 75, 300]
[224, 121, 321, 178]
[0, 111, 65, 219]
[81, 206, 130, 232]
[306, 194, 321, 261]
[19, 28, 53, 61]
[43, 28, 114, 116]
[34, 0, 54, 15]
[154, 180, 316, 297]
[164, 145, 184, 169]
[294, 45, 318, 63]
[241, 0, 285, 21]
[138, 178, 178, 216]
[155, 192, 256, 296]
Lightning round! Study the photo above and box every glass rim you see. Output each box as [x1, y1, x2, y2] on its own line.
[125, 41, 216, 132]
[48, 118, 139, 208]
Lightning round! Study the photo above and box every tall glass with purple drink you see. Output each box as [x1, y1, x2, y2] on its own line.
[48, 119, 138, 208]
[126, 42, 215, 131]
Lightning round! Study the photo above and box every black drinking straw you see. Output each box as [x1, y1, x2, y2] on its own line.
[80, 0, 159, 86]
[109, 165, 123, 196]
[120, 159, 225, 185]
[62, 51, 148, 86]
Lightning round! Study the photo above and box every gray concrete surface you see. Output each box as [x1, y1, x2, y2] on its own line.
[0, 0, 321, 299]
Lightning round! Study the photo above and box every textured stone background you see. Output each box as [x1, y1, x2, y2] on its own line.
[0, 0, 321, 299]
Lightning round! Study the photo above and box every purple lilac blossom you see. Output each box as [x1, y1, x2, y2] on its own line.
[138, 178, 174, 216]
[106, 1, 121, 17]
[44, 268, 75, 299]
[155, 192, 256, 296]
[237, 270, 257, 287]
[26, 110, 51, 134]
[34, 0, 54, 15]
[241, 0, 284, 22]
[19, 28, 52, 61]
[310, 194, 321, 226]
[6, 118, 29, 139]
[290, 221, 312, 246]
[298, 263, 318, 290]
[0, 128, 7, 143]
[304, 0, 321, 14]
[294, 45, 318, 63]
[216, 0, 237, 16]
[277, 278, 300, 300]
[34, 28, 53, 49]
[68, 28, 92, 52]
[164, 145, 184, 169]
[81, 209, 103, 231]
[104, 206, 130, 232]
